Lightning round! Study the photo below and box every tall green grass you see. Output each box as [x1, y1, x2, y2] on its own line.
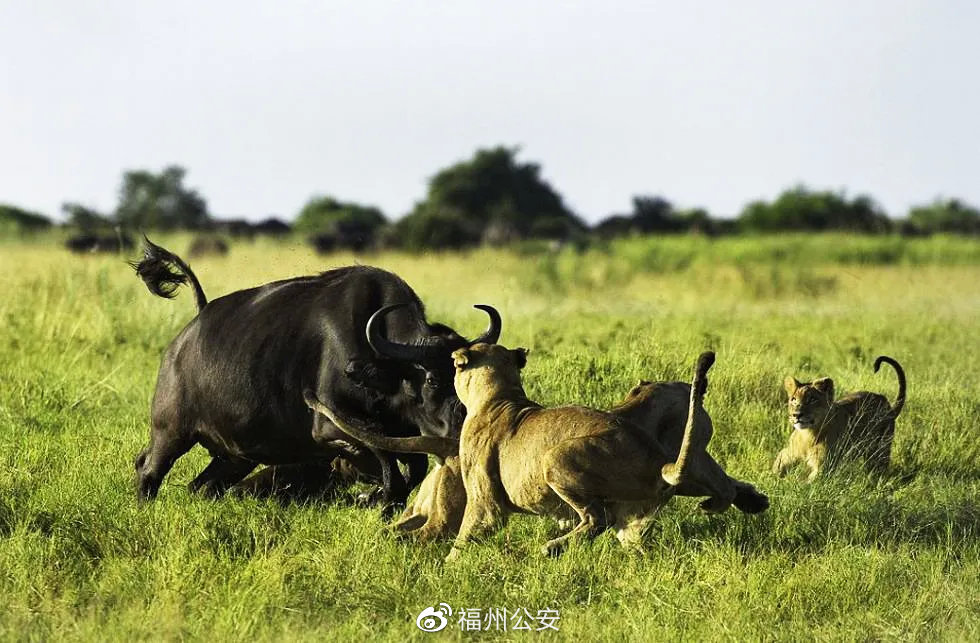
[0, 236, 978, 641]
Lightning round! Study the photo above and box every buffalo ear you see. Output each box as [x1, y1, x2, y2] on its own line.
[452, 348, 471, 369]
[512, 347, 529, 369]
[812, 377, 835, 400]
[784, 376, 801, 395]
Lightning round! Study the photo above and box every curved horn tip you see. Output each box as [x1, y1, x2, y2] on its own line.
[469, 304, 502, 346]
[368, 302, 410, 323]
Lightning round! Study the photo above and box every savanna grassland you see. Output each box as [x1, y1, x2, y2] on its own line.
[0, 234, 978, 641]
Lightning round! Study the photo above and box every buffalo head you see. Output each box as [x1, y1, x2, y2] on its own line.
[347, 303, 501, 439]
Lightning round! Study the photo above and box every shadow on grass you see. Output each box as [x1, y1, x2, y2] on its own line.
[674, 478, 980, 555]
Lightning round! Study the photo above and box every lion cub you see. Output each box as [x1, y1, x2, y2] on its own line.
[773, 355, 906, 480]
[446, 343, 714, 559]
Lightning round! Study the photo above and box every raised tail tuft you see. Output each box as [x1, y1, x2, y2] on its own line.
[662, 351, 715, 486]
[873, 355, 906, 418]
[130, 235, 207, 312]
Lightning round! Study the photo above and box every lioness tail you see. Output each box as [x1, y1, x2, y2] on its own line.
[661, 351, 715, 486]
[873, 355, 906, 419]
[130, 235, 208, 312]
[303, 389, 459, 460]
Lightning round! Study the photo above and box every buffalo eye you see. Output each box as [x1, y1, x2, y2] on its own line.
[424, 373, 438, 388]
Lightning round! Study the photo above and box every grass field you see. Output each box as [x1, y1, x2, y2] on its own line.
[0, 234, 978, 641]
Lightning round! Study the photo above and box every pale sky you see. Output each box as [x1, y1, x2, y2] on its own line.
[2, 1, 978, 223]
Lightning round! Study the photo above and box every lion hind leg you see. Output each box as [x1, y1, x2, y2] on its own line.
[676, 454, 736, 513]
[393, 512, 427, 533]
[541, 456, 611, 556]
[865, 421, 895, 476]
[540, 506, 605, 557]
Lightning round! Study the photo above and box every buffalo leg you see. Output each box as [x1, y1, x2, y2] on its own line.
[366, 448, 409, 509]
[309, 407, 413, 510]
[134, 427, 194, 501]
[188, 456, 257, 498]
[231, 462, 339, 501]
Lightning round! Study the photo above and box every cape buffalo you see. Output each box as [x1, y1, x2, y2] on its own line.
[131, 237, 500, 505]
[66, 232, 134, 253]
[187, 235, 230, 257]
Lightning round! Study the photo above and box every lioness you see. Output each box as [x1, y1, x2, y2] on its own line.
[611, 381, 769, 514]
[444, 344, 713, 558]
[305, 357, 768, 543]
[773, 355, 906, 480]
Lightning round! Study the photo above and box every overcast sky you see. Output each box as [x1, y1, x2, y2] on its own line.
[2, 1, 978, 223]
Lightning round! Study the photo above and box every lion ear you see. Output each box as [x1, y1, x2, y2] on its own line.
[812, 377, 835, 399]
[512, 347, 529, 369]
[784, 376, 801, 395]
[452, 348, 471, 369]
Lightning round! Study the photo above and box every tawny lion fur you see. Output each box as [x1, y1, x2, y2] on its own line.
[773, 355, 906, 481]
[442, 344, 713, 558]
[306, 355, 768, 544]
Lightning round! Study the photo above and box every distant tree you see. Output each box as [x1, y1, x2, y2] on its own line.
[593, 214, 634, 238]
[295, 196, 385, 234]
[394, 207, 482, 251]
[906, 198, 980, 235]
[0, 204, 51, 234]
[294, 196, 386, 251]
[676, 208, 716, 234]
[594, 195, 718, 237]
[396, 146, 583, 249]
[114, 165, 209, 230]
[738, 185, 892, 232]
[252, 217, 292, 236]
[630, 196, 681, 232]
[738, 186, 891, 233]
[62, 202, 112, 231]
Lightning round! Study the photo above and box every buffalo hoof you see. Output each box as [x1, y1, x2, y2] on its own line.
[355, 486, 386, 506]
[355, 487, 405, 519]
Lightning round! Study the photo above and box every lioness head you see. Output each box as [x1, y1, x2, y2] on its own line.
[784, 376, 834, 430]
[451, 343, 528, 407]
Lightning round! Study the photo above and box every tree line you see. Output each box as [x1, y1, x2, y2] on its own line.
[2, 146, 978, 249]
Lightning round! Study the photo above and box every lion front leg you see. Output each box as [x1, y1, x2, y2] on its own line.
[446, 502, 503, 561]
[772, 447, 798, 477]
[804, 444, 827, 482]
[445, 465, 506, 562]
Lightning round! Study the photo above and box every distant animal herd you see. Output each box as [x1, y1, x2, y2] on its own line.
[128, 239, 906, 559]
[63, 218, 379, 257]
